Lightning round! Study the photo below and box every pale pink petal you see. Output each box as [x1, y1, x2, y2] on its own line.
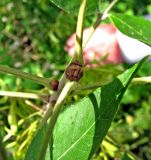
[65, 24, 123, 65]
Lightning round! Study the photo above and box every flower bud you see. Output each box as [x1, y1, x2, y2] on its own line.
[65, 61, 83, 81]
[50, 80, 59, 91]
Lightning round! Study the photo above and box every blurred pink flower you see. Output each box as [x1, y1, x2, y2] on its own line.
[65, 24, 123, 65]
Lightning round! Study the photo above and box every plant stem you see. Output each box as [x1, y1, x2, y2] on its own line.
[74, 0, 88, 64]
[0, 91, 43, 100]
[72, 76, 151, 95]
[83, 0, 119, 49]
[38, 0, 88, 155]
[38, 76, 67, 129]
[132, 76, 151, 84]
[38, 81, 76, 160]
[25, 100, 43, 112]
[72, 82, 105, 95]
[38, 103, 52, 130]
[0, 65, 50, 88]
[39, 0, 88, 129]
[106, 135, 143, 160]
[101, 0, 119, 20]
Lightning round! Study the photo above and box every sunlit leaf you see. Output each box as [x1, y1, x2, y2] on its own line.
[24, 57, 148, 160]
[49, 0, 107, 15]
[109, 13, 151, 46]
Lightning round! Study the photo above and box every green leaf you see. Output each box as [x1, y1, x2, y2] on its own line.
[109, 13, 151, 46]
[122, 153, 134, 160]
[24, 57, 148, 160]
[50, 58, 146, 160]
[49, 0, 99, 15]
[24, 125, 48, 160]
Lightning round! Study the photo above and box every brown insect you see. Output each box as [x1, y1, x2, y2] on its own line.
[65, 61, 83, 81]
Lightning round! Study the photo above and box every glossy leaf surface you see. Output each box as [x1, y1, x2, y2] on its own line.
[25, 57, 147, 160]
[49, 0, 100, 15]
[109, 13, 151, 46]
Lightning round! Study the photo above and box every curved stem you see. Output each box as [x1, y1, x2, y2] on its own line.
[0, 65, 50, 88]
[38, 81, 76, 160]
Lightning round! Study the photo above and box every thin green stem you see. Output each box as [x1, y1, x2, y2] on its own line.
[72, 76, 151, 95]
[38, 81, 76, 160]
[74, 0, 88, 64]
[0, 91, 44, 100]
[106, 135, 143, 160]
[38, 103, 53, 130]
[72, 82, 104, 95]
[0, 65, 50, 88]
[25, 100, 43, 112]
[83, 0, 119, 49]
[38, 0, 88, 129]
[101, 0, 119, 20]
[38, 76, 67, 130]
[132, 76, 151, 84]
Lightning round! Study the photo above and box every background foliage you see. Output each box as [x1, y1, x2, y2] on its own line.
[0, 0, 151, 159]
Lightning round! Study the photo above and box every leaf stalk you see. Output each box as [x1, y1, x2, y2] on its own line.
[0, 65, 50, 88]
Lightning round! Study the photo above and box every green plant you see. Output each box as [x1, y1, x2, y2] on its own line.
[0, 0, 151, 160]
